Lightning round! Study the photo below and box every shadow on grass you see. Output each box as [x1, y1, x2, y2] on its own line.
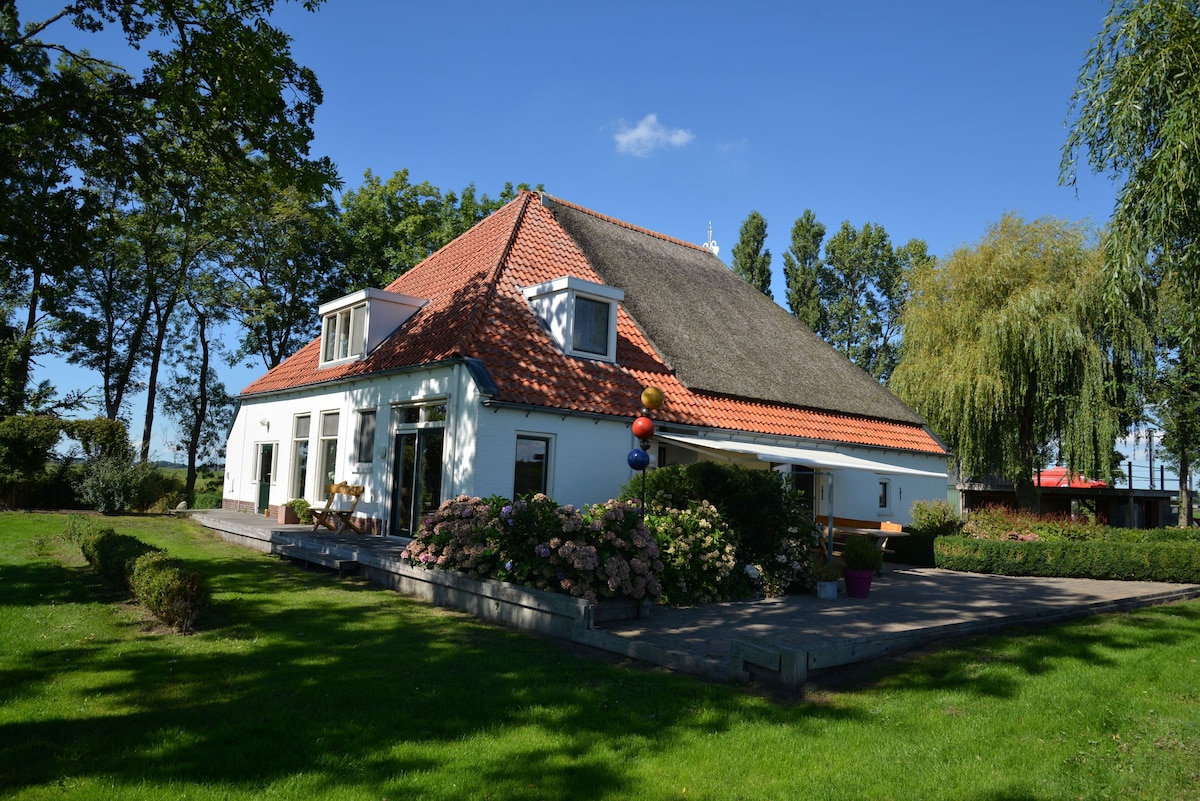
[812, 603, 1200, 702]
[0, 535, 860, 800]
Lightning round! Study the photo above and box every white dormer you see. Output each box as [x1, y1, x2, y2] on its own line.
[318, 288, 427, 366]
[521, 276, 624, 363]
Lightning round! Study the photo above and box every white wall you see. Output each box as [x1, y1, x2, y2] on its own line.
[225, 363, 946, 527]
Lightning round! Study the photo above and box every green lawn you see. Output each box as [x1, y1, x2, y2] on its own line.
[2, 511, 1198, 800]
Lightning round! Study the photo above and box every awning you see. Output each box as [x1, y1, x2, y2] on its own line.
[656, 432, 947, 479]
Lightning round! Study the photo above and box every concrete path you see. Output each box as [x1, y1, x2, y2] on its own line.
[595, 567, 1200, 682]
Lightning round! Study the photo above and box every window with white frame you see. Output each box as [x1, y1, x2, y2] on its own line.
[514, 434, 552, 498]
[522, 276, 623, 363]
[291, 415, 310, 499]
[321, 302, 367, 364]
[354, 409, 376, 463]
[878, 478, 891, 512]
[317, 411, 339, 488]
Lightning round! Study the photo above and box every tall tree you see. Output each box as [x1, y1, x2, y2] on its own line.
[1062, 0, 1200, 524]
[730, 211, 773, 298]
[1062, 0, 1200, 341]
[337, 170, 528, 295]
[891, 213, 1151, 509]
[782, 209, 824, 331]
[1150, 276, 1200, 526]
[817, 221, 916, 382]
[161, 272, 234, 505]
[223, 165, 341, 371]
[1, 0, 334, 418]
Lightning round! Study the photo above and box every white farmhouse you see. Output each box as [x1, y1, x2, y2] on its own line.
[223, 192, 948, 535]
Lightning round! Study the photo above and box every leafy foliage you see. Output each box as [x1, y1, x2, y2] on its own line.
[934, 535, 1200, 583]
[730, 211, 773, 297]
[129, 551, 207, 632]
[780, 210, 931, 381]
[891, 214, 1151, 507]
[643, 500, 739, 605]
[79, 527, 162, 589]
[404, 494, 664, 603]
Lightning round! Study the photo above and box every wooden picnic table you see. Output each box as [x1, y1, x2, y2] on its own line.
[825, 524, 910, 572]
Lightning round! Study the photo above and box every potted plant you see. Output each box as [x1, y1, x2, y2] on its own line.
[841, 536, 883, 598]
[813, 560, 842, 600]
[280, 498, 312, 525]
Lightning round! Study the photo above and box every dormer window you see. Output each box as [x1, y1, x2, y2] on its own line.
[323, 302, 367, 362]
[318, 288, 427, 367]
[522, 276, 623, 363]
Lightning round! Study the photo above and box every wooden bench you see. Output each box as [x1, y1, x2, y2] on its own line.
[311, 481, 366, 536]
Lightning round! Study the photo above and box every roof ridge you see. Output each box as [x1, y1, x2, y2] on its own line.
[449, 191, 533, 355]
[540, 192, 712, 256]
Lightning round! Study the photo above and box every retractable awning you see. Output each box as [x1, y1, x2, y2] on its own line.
[656, 432, 947, 479]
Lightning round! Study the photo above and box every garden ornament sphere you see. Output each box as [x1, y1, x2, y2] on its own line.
[627, 448, 650, 471]
[640, 386, 665, 411]
[631, 415, 655, 440]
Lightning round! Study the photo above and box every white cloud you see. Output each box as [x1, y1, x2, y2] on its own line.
[614, 114, 694, 157]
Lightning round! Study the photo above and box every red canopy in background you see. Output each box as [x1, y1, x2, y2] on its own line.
[1035, 466, 1108, 488]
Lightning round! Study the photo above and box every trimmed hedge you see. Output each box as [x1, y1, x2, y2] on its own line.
[129, 552, 207, 632]
[934, 536, 1200, 584]
[79, 528, 161, 589]
[77, 526, 206, 631]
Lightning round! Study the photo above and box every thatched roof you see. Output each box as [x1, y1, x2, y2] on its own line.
[544, 195, 925, 426]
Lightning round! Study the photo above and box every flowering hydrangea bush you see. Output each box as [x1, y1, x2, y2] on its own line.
[644, 500, 738, 605]
[403, 494, 663, 604]
[753, 532, 817, 596]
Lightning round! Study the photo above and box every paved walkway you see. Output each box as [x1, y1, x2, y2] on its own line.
[192, 509, 1200, 685]
[597, 567, 1200, 670]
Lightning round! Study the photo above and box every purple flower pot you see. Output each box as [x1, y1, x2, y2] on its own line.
[842, 568, 874, 599]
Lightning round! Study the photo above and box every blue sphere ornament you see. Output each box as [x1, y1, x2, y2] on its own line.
[627, 448, 650, 471]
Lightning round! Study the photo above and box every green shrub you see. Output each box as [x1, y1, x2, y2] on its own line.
[843, 535, 884, 571]
[284, 498, 312, 523]
[191, 491, 223, 510]
[62, 513, 96, 544]
[79, 528, 162, 589]
[129, 551, 207, 632]
[934, 536, 1200, 583]
[891, 499, 963, 565]
[624, 460, 820, 585]
[77, 456, 159, 514]
[644, 500, 740, 605]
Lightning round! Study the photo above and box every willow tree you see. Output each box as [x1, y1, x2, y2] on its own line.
[891, 213, 1150, 509]
[1062, 0, 1200, 522]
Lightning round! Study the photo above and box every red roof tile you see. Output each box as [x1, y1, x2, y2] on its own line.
[241, 192, 947, 456]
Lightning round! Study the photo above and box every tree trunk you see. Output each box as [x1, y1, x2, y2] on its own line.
[1180, 450, 1193, 528]
[1015, 382, 1041, 511]
[183, 305, 211, 505]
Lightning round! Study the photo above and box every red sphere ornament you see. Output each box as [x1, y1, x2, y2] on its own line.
[631, 415, 655, 440]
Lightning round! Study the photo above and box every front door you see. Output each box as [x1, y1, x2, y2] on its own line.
[390, 429, 444, 536]
[257, 442, 274, 514]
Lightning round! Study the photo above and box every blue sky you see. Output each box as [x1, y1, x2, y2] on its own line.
[35, 0, 1177, 485]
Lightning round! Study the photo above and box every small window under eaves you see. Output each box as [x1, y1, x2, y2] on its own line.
[522, 276, 623, 363]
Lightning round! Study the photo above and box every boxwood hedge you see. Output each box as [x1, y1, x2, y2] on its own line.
[934, 536, 1200, 584]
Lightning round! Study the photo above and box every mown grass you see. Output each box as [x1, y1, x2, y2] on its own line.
[1, 511, 1198, 800]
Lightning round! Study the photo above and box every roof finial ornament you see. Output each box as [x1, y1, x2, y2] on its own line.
[702, 222, 719, 257]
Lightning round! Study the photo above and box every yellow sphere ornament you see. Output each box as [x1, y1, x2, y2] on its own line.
[640, 386, 665, 411]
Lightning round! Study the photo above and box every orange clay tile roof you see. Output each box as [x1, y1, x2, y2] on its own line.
[241, 192, 947, 456]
